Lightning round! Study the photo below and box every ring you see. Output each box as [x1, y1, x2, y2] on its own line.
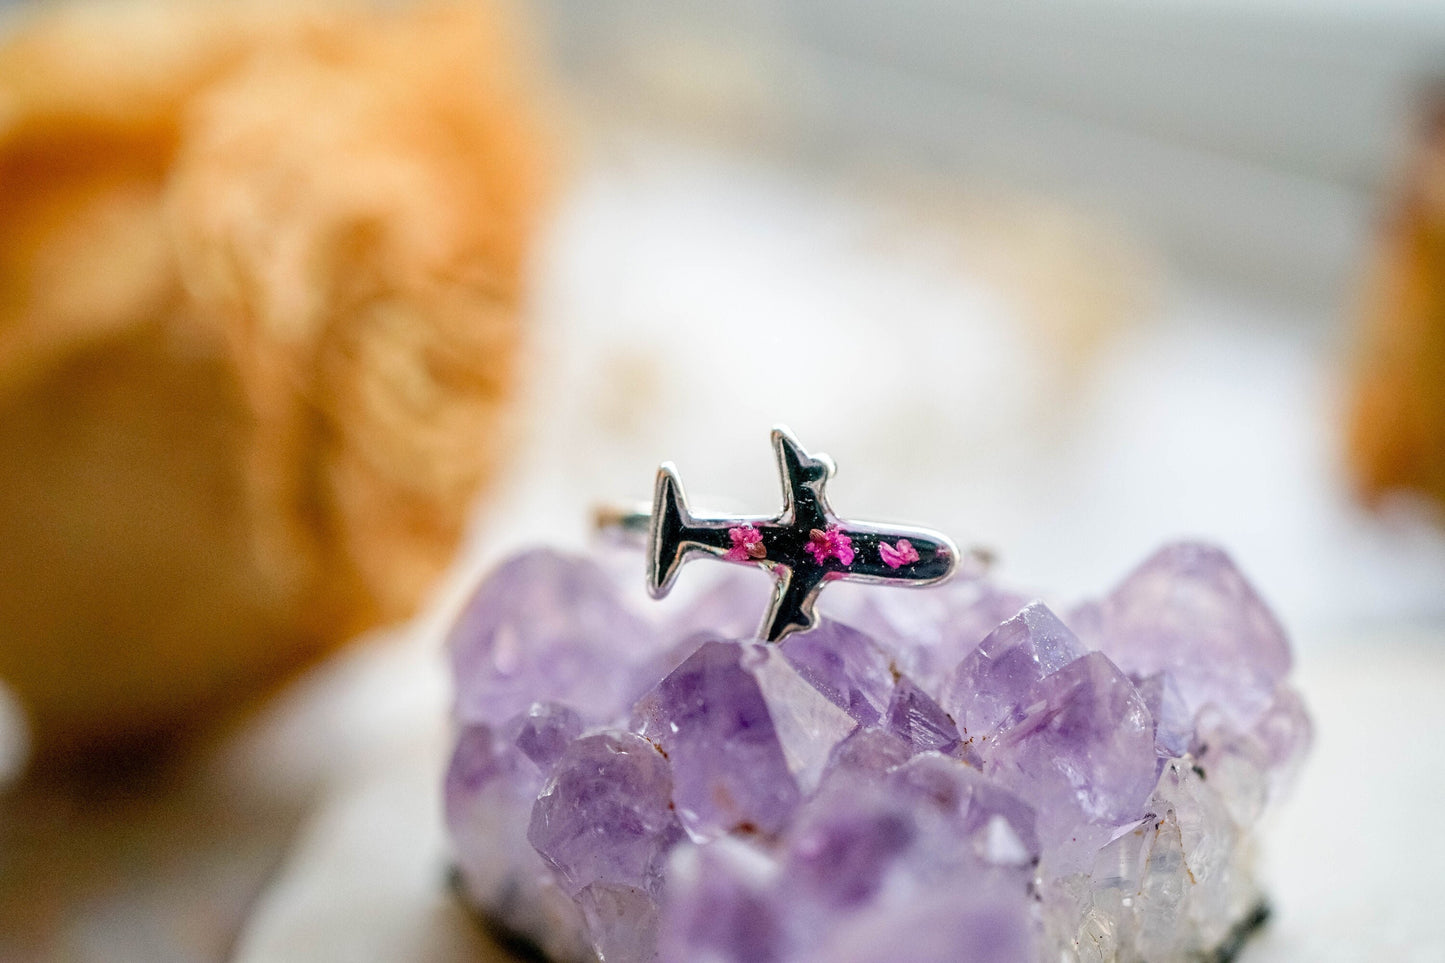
[598, 426, 959, 642]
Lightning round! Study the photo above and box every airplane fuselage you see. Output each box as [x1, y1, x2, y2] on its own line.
[647, 427, 957, 642]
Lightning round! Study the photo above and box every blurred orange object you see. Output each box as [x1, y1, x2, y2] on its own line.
[1348, 93, 1445, 512]
[0, 0, 547, 759]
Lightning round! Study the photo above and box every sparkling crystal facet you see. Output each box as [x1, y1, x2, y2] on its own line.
[528, 731, 684, 897]
[981, 651, 1157, 870]
[634, 641, 816, 840]
[780, 618, 894, 727]
[884, 676, 961, 755]
[821, 727, 915, 784]
[509, 701, 585, 772]
[942, 601, 1085, 738]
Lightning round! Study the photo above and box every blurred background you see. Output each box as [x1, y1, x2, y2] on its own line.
[1, 0, 1444, 960]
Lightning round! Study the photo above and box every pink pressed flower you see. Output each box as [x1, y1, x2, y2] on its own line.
[879, 539, 919, 570]
[724, 524, 766, 562]
[805, 529, 830, 564]
[805, 525, 854, 567]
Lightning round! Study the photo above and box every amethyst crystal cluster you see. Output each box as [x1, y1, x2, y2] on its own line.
[445, 543, 1310, 962]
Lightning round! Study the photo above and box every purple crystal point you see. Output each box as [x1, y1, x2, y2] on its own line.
[528, 731, 683, 897]
[780, 618, 894, 727]
[942, 601, 1085, 738]
[983, 651, 1156, 869]
[1084, 542, 1291, 725]
[634, 641, 818, 840]
[888, 753, 1040, 872]
[509, 701, 584, 772]
[658, 839, 789, 963]
[884, 676, 961, 755]
[449, 550, 660, 725]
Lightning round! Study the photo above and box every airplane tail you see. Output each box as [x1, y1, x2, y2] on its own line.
[647, 463, 692, 598]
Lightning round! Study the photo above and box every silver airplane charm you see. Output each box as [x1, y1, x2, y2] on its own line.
[647, 426, 958, 642]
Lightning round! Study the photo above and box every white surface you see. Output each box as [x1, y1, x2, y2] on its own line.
[1244, 637, 1445, 963]
[234, 136, 1445, 960]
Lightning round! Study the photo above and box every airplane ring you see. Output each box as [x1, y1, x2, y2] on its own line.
[595, 426, 959, 643]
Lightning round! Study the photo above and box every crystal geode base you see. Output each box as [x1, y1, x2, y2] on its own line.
[444, 543, 1310, 963]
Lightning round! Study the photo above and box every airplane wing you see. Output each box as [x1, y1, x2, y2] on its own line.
[761, 565, 826, 641]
